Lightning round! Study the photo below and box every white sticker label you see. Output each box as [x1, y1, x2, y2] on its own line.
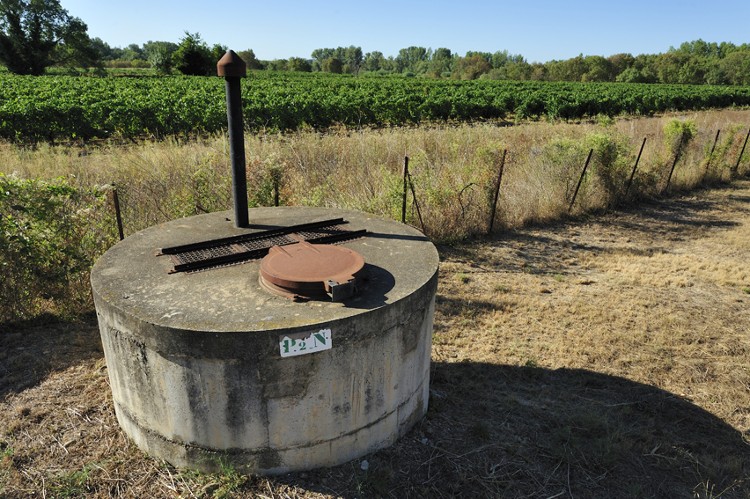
[279, 328, 332, 358]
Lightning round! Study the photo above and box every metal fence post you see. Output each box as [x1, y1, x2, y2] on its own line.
[111, 183, 124, 241]
[401, 156, 409, 223]
[703, 129, 721, 180]
[487, 149, 507, 234]
[732, 128, 750, 178]
[624, 137, 647, 199]
[568, 149, 594, 213]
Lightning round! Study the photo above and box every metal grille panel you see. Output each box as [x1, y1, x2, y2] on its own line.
[157, 218, 365, 274]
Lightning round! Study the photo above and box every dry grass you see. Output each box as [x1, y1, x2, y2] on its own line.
[2, 110, 750, 496]
[3, 179, 750, 497]
[1, 109, 749, 243]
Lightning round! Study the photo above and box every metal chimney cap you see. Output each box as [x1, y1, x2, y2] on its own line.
[217, 49, 247, 78]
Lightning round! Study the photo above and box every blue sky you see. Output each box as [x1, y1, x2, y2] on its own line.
[63, 1, 749, 63]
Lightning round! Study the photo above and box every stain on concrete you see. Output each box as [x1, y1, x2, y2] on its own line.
[93, 207, 438, 474]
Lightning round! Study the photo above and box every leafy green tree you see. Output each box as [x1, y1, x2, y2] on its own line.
[210, 43, 226, 64]
[287, 56, 311, 72]
[107, 46, 124, 60]
[238, 49, 263, 69]
[52, 32, 100, 70]
[362, 51, 385, 72]
[703, 62, 728, 85]
[264, 59, 288, 71]
[607, 53, 634, 79]
[90, 37, 115, 61]
[395, 46, 429, 73]
[465, 51, 492, 64]
[491, 50, 524, 69]
[720, 49, 750, 85]
[673, 39, 723, 58]
[503, 60, 532, 80]
[653, 52, 688, 83]
[616, 67, 649, 83]
[0, 0, 97, 75]
[311, 46, 362, 73]
[120, 43, 145, 61]
[143, 40, 177, 74]
[343, 45, 362, 73]
[582, 55, 614, 82]
[428, 47, 452, 77]
[677, 56, 708, 84]
[172, 32, 213, 76]
[655, 50, 721, 84]
[433, 47, 452, 60]
[478, 51, 529, 80]
[480, 61, 532, 81]
[451, 54, 491, 80]
[529, 62, 547, 80]
[322, 56, 342, 73]
[615, 56, 657, 83]
[311, 47, 336, 69]
[491, 50, 510, 69]
[545, 55, 587, 81]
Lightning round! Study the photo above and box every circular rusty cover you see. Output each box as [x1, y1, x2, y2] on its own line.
[259, 242, 365, 300]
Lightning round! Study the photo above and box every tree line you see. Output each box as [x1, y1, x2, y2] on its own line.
[1, 2, 749, 85]
[96, 40, 750, 86]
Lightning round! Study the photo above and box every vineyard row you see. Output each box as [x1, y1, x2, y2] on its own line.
[2, 73, 750, 142]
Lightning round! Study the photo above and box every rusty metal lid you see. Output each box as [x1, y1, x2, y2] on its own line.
[259, 242, 365, 301]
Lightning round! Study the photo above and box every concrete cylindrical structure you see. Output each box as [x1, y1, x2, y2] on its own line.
[90, 207, 438, 474]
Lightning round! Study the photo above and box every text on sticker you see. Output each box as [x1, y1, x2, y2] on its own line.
[279, 328, 332, 357]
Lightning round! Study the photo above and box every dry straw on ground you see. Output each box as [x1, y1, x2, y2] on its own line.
[2, 179, 750, 497]
[2, 109, 750, 497]
[2, 108, 749, 242]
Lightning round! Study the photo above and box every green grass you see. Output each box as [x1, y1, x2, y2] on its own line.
[178, 461, 248, 498]
[456, 273, 471, 284]
[0, 441, 11, 459]
[48, 465, 94, 498]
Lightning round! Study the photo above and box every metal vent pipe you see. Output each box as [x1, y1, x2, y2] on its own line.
[217, 50, 249, 228]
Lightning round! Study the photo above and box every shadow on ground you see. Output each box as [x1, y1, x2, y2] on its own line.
[275, 362, 749, 498]
[440, 182, 748, 278]
[1, 320, 748, 497]
[0, 313, 103, 400]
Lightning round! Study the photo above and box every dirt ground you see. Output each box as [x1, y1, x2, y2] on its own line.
[2, 181, 750, 498]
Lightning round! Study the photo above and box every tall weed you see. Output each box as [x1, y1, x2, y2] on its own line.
[1, 109, 749, 321]
[0, 174, 115, 321]
[661, 119, 697, 191]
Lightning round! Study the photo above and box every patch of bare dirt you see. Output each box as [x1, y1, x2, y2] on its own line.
[2, 182, 750, 497]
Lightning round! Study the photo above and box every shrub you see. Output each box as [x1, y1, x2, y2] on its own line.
[585, 132, 631, 202]
[173, 32, 214, 76]
[248, 156, 285, 207]
[663, 119, 697, 155]
[0, 174, 115, 322]
[540, 138, 589, 203]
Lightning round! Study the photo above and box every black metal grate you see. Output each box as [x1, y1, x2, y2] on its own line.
[157, 218, 366, 274]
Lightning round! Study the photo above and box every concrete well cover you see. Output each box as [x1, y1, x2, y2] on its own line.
[90, 207, 439, 474]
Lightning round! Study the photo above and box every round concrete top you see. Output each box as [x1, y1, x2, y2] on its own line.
[90, 207, 439, 332]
